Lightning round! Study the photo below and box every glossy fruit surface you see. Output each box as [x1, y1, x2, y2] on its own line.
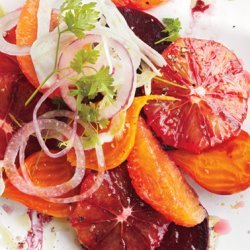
[157, 218, 209, 250]
[67, 95, 175, 170]
[127, 117, 207, 227]
[70, 165, 169, 249]
[113, 0, 167, 10]
[16, 0, 58, 96]
[3, 151, 77, 218]
[119, 7, 169, 53]
[0, 53, 53, 159]
[144, 38, 248, 153]
[169, 130, 250, 194]
[16, 0, 40, 87]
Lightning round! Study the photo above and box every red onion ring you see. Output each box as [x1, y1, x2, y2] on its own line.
[3, 119, 85, 198]
[58, 34, 135, 120]
[33, 79, 78, 158]
[0, 9, 30, 56]
[45, 145, 106, 203]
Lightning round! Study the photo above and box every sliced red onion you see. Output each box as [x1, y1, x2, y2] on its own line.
[97, 0, 166, 68]
[3, 119, 85, 198]
[58, 34, 135, 120]
[33, 79, 78, 158]
[40, 109, 75, 120]
[46, 145, 105, 203]
[19, 141, 33, 185]
[0, 9, 30, 55]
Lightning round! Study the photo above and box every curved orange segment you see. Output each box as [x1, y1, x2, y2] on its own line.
[67, 95, 176, 170]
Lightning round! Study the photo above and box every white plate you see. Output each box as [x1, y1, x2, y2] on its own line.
[0, 0, 249, 249]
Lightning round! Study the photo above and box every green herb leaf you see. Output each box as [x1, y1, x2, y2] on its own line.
[156, 18, 181, 44]
[98, 119, 109, 130]
[70, 48, 99, 73]
[73, 66, 115, 101]
[61, 1, 99, 38]
[78, 103, 99, 123]
[82, 125, 100, 149]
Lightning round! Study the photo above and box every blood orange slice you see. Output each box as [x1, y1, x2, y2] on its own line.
[70, 165, 169, 249]
[0, 53, 53, 159]
[144, 38, 248, 153]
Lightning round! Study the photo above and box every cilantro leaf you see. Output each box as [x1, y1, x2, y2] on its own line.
[61, 0, 81, 12]
[98, 119, 109, 130]
[70, 48, 99, 73]
[61, 1, 99, 38]
[78, 103, 99, 123]
[91, 66, 115, 100]
[73, 66, 115, 101]
[156, 18, 181, 44]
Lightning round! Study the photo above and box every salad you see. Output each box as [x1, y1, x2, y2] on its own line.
[0, 0, 249, 249]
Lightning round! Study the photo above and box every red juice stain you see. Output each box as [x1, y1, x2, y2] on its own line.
[25, 210, 51, 250]
[2, 204, 13, 214]
[214, 219, 231, 235]
[192, 0, 210, 14]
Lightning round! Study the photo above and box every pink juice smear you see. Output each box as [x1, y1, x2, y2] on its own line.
[192, 0, 210, 14]
[214, 219, 231, 235]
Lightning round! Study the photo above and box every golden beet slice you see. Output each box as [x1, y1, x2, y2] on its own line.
[169, 130, 250, 194]
[3, 151, 78, 218]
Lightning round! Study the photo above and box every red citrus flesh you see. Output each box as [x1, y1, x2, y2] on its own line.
[144, 38, 248, 153]
[0, 53, 53, 159]
[70, 165, 169, 249]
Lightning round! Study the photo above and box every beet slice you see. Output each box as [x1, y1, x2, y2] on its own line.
[158, 218, 209, 250]
[119, 7, 170, 53]
[70, 164, 169, 249]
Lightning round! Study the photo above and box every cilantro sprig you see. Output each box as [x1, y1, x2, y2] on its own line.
[25, 0, 100, 106]
[72, 66, 115, 101]
[156, 18, 181, 44]
[60, 0, 99, 39]
[69, 48, 115, 129]
[25, 0, 116, 149]
[70, 48, 100, 73]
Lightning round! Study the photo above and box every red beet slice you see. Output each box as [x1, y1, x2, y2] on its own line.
[70, 164, 169, 249]
[158, 218, 209, 250]
[119, 7, 170, 53]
